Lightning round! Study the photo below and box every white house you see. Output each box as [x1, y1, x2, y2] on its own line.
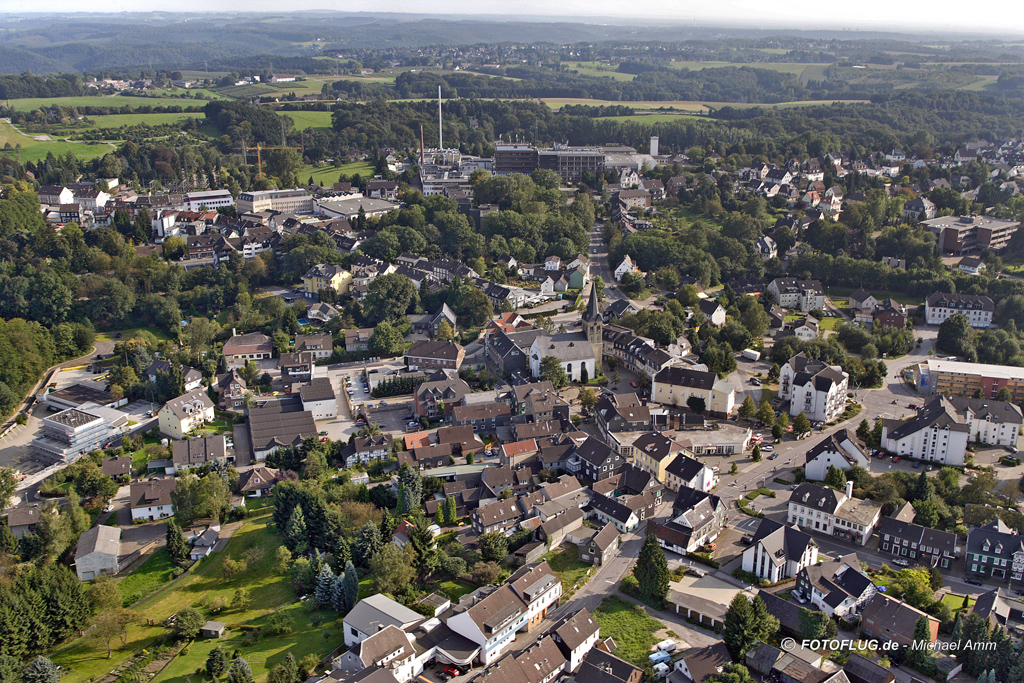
[129, 479, 176, 521]
[880, 395, 1020, 465]
[343, 594, 423, 648]
[924, 293, 994, 328]
[795, 554, 877, 618]
[299, 378, 337, 420]
[446, 562, 562, 664]
[74, 525, 122, 581]
[768, 278, 825, 312]
[804, 429, 870, 481]
[550, 609, 600, 673]
[787, 482, 881, 546]
[790, 316, 820, 341]
[755, 235, 777, 260]
[741, 518, 818, 583]
[778, 353, 848, 424]
[613, 255, 641, 282]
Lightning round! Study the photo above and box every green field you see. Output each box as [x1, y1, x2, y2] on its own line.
[53, 513, 345, 683]
[595, 113, 703, 123]
[667, 60, 832, 78]
[567, 62, 636, 82]
[52, 112, 206, 132]
[299, 160, 375, 185]
[280, 110, 334, 131]
[118, 548, 177, 606]
[4, 95, 213, 112]
[0, 121, 115, 163]
[592, 595, 662, 667]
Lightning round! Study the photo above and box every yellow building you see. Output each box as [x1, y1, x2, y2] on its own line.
[302, 264, 351, 296]
[631, 432, 685, 482]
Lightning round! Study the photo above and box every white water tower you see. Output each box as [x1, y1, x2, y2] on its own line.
[650, 136, 660, 157]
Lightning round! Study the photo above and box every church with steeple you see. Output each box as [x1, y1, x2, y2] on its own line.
[527, 283, 602, 383]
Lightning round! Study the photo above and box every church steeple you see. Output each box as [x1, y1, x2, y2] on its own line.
[581, 283, 603, 363]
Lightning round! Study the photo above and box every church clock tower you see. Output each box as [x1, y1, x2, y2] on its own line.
[581, 283, 604, 364]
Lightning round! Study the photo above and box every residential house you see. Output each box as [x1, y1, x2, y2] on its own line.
[575, 437, 625, 482]
[280, 352, 315, 387]
[697, 298, 726, 327]
[500, 439, 540, 469]
[861, 593, 939, 647]
[157, 388, 215, 440]
[406, 341, 465, 372]
[803, 430, 870, 482]
[4, 506, 40, 539]
[244, 399, 318, 462]
[345, 328, 374, 353]
[472, 498, 523, 536]
[613, 255, 641, 282]
[146, 360, 203, 392]
[879, 396, 989, 466]
[649, 486, 727, 555]
[674, 643, 731, 683]
[630, 431, 685, 482]
[741, 518, 819, 583]
[445, 561, 562, 664]
[755, 235, 778, 260]
[342, 593, 423, 647]
[788, 316, 820, 341]
[964, 518, 1024, 583]
[222, 331, 273, 369]
[663, 452, 718, 493]
[302, 264, 352, 297]
[294, 333, 333, 360]
[878, 508, 960, 570]
[452, 402, 512, 432]
[549, 609, 600, 673]
[924, 293, 994, 328]
[214, 370, 247, 410]
[788, 482, 881, 547]
[778, 353, 849, 424]
[307, 301, 340, 323]
[842, 654, 895, 683]
[794, 554, 876, 618]
[901, 197, 937, 223]
[768, 278, 825, 312]
[652, 366, 737, 418]
[414, 373, 471, 420]
[848, 289, 880, 322]
[74, 525, 122, 581]
[130, 479, 176, 521]
[575, 649, 642, 683]
[340, 435, 393, 468]
[578, 524, 619, 566]
[873, 299, 907, 329]
[300, 378, 337, 420]
[237, 466, 284, 497]
[171, 435, 227, 472]
[958, 256, 987, 275]
[588, 492, 642, 533]
[409, 304, 458, 338]
[101, 455, 132, 480]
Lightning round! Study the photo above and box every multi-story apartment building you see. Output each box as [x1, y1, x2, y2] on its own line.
[778, 353, 849, 423]
[651, 366, 736, 418]
[922, 214, 1020, 255]
[788, 482, 881, 546]
[741, 518, 818, 582]
[406, 341, 465, 372]
[924, 293, 994, 327]
[965, 518, 1024, 583]
[302, 263, 352, 297]
[914, 358, 1024, 401]
[878, 506, 960, 570]
[768, 278, 825, 312]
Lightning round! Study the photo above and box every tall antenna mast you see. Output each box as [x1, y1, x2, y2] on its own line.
[420, 124, 425, 166]
[438, 85, 443, 151]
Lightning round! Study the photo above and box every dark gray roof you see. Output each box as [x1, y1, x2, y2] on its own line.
[588, 492, 635, 524]
[791, 483, 844, 514]
[551, 608, 599, 651]
[877, 517, 958, 556]
[883, 397, 972, 440]
[575, 437, 616, 467]
[966, 518, 1024, 559]
[842, 653, 894, 683]
[925, 292, 994, 312]
[665, 453, 707, 482]
[653, 365, 716, 389]
[299, 377, 336, 402]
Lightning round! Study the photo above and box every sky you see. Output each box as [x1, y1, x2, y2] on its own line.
[3, 2, 1024, 35]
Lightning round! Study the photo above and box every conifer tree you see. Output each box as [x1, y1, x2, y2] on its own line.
[634, 533, 669, 601]
[314, 564, 335, 607]
[343, 561, 360, 613]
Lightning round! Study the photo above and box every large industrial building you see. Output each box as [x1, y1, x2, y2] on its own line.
[236, 189, 314, 214]
[32, 402, 131, 464]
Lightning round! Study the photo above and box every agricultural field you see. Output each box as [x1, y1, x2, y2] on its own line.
[52, 513, 345, 683]
[53, 112, 206, 133]
[280, 110, 334, 131]
[4, 95, 213, 112]
[566, 62, 636, 81]
[0, 120, 115, 163]
[666, 60, 827, 77]
[595, 113, 702, 123]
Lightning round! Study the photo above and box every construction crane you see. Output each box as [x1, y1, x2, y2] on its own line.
[244, 141, 302, 179]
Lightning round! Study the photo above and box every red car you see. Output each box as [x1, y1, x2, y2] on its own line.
[630, 381, 638, 388]
[443, 667, 462, 679]
[891, 455, 900, 463]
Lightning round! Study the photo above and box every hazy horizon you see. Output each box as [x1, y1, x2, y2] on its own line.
[1, 3, 1022, 37]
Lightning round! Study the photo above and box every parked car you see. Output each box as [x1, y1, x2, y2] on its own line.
[630, 381, 638, 388]
[442, 667, 462, 679]
[685, 567, 706, 578]
[750, 378, 761, 385]
[408, 421, 420, 429]
[892, 558, 910, 567]
[701, 541, 717, 552]
[965, 577, 984, 586]
[912, 461, 921, 468]
[768, 453, 778, 460]
[891, 456, 900, 463]
[762, 445, 774, 452]
[648, 651, 671, 665]
[740, 535, 754, 545]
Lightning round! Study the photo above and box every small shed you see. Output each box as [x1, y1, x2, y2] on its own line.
[201, 621, 226, 639]
[514, 540, 546, 566]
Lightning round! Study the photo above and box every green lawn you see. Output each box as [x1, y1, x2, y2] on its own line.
[543, 547, 592, 594]
[299, 160, 375, 185]
[567, 62, 636, 81]
[592, 595, 662, 667]
[118, 549, 177, 607]
[56, 112, 206, 131]
[436, 580, 474, 600]
[96, 326, 174, 342]
[0, 121, 115, 163]
[941, 592, 975, 613]
[279, 110, 334, 131]
[53, 513, 331, 683]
